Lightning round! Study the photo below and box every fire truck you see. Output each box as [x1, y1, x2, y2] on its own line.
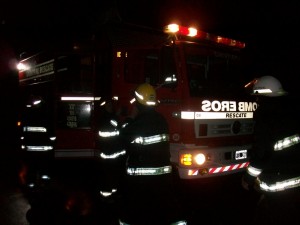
[17, 22, 257, 180]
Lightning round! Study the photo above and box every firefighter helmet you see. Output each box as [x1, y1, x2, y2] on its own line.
[134, 83, 157, 106]
[246, 76, 287, 97]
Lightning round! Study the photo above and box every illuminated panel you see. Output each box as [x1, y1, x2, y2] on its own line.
[18, 59, 55, 82]
[180, 111, 253, 119]
[61, 96, 94, 101]
[195, 112, 253, 119]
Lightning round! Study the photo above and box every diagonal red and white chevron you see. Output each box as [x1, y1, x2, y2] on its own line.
[209, 162, 249, 174]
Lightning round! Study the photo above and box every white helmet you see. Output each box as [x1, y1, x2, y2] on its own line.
[245, 76, 287, 97]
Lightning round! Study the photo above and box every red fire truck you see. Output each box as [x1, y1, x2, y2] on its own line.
[17, 22, 257, 180]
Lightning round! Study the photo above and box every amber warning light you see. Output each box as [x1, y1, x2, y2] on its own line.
[164, 24, 245, 49]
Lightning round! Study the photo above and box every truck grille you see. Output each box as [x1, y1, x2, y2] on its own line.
[195, 119, 254, 138]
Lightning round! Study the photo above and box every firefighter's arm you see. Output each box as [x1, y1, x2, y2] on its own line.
[128, 105, 139, 119]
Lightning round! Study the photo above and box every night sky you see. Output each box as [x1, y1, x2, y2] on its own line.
[1, 0, 300, 93]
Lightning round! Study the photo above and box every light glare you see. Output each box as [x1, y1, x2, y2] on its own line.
[195, 153, 206, 165]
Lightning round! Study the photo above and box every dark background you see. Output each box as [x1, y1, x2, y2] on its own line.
[2, 0, 300, 90]
[0, 3, 299, 224]
[1, 0, 300, 148]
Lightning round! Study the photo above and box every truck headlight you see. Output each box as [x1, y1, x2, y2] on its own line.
[180, 153, 206, 166]
[194, 153, 206, 165]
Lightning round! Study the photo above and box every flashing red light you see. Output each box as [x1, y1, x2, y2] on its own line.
[164, 24, 245, 48]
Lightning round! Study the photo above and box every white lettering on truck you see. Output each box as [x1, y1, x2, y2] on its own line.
[202, 100, 257, 112]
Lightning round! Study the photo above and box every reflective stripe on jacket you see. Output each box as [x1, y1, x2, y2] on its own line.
[247, 133, 300, 192]
[121, 108, 172, 176]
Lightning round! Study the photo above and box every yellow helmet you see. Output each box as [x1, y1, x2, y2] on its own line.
[134, 83, 157, 106]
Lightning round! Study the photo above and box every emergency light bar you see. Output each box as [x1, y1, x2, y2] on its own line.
[164, 24, 245, 49]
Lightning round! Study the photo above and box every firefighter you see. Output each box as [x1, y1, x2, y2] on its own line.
[19, 95, 55, 190]
[95, 97, 126, 202]
[242, 76, 300, 225]
[118, 83, 187, 225]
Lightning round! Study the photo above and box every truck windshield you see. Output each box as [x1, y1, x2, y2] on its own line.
[184, 44, 246, 97]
